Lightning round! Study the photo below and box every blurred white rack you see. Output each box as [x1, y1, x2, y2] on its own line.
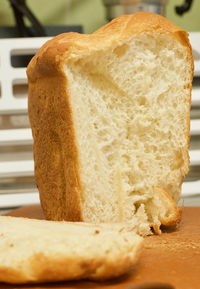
[0, 160, 34, 178]
[190, 32, 200, 77]
[0, 37, 51, 114]
[0, 37, 50, 208]
[0, 33, 200, 209]
[0, 128, 32, 146]
[192, 88, 200, 106]
[0, 192, 39, 209]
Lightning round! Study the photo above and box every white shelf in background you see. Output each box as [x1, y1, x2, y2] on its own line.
[0, 160, 34, 178]
[0, 128, 33, 146]
[0, 192, 40, 209]
[182, 180, 200, 197]
[190, 119, 200, 135]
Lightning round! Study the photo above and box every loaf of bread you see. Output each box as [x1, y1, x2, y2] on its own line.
[27, 12, 193, 235]
[0, 216, 142, 283]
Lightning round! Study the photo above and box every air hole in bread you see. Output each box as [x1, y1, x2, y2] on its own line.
[113, 43, 129, 57]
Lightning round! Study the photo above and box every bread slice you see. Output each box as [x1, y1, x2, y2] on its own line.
[0, 216, 142, 283]
[27, 12, 193, 235]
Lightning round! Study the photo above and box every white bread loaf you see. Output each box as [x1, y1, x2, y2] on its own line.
[0, 216, 142, 283]
[27, 12, 193, 235]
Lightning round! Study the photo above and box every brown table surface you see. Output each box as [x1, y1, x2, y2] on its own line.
[0, 206, 200, 289]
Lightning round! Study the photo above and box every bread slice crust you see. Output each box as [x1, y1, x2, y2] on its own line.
[27, 12, 193, 227]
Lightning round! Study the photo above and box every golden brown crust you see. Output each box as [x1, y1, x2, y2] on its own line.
[155, 187, 182, 227]
[148, 187, 182, 234]
[0, 252, 140, 284]
[28, 12, 193, 82]
[28, 72, 83, 221]
[28, 249, 142, 283]
[0, 267, 28, 284]
[27, 12, 193, 223]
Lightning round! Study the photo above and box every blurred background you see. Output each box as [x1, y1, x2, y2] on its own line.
[0, 0, 200, 214]
[0, 0, 200, 33]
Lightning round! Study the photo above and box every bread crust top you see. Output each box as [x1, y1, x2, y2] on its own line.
[27, 12, 193, 81]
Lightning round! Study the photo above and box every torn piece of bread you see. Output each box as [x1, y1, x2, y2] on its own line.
[0, 216, 142, 284]
[27, 12, 193, 235]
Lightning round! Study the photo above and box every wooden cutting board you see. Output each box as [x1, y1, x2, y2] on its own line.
[1, 206, 200, 289]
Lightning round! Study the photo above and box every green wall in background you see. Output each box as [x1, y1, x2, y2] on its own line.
[66, 0, 200, 33]
[0, 0, 69, 26]
[0, 0, 199, 34]
[166, 0, 200, 32]
[64, 0, 106, 34]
